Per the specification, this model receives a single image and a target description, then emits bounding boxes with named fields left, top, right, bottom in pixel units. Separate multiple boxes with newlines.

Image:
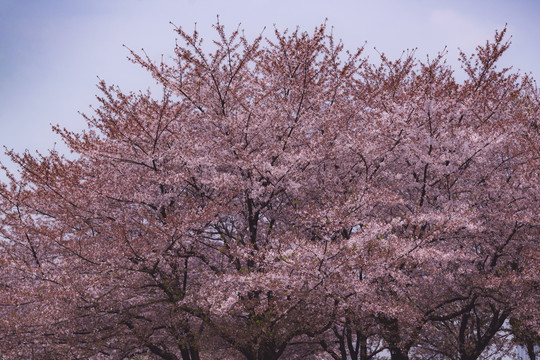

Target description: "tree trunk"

left=359, top=335, right=368, bottom=360
left=179, top=345, right=200, bottom=360
left=389, top=347, right=409, bottom=360
left=526, top=342, right=537, bottom=360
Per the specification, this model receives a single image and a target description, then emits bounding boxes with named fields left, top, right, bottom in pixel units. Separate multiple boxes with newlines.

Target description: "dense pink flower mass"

left=0, top=23, right=539, bottom=360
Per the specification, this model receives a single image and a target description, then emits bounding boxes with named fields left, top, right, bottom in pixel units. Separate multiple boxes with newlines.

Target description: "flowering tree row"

left=0, top=23, right=539, bottom=360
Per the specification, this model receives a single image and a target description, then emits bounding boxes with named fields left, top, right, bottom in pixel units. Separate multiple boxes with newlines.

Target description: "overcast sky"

left=0, top=0, right=539, bottom=171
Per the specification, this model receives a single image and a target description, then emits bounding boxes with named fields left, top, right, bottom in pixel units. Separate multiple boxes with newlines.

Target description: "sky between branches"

left=0, top=0, right=539, bottom=172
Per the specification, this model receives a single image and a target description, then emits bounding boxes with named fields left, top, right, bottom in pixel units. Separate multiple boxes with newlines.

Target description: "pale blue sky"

left=0, top=0, right=539, bottom=170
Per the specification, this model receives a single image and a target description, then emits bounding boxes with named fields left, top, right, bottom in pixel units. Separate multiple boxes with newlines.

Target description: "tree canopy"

left=0, top=23, right=539, bottom=360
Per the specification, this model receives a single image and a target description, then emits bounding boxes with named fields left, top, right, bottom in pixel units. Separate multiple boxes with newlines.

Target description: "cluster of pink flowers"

left=0, top=23, right=538, bottom=360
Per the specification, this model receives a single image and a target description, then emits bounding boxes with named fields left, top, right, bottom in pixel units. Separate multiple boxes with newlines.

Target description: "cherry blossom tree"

left=0, top=23, right=538, bottom=360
